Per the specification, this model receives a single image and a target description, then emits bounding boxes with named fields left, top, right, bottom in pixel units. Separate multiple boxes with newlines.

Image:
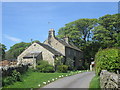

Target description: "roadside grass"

left=3, top=70, right=88, bottom=88
left=3, top=71, right=67, bottom=88
left=89, top=75, right=101, bottom=90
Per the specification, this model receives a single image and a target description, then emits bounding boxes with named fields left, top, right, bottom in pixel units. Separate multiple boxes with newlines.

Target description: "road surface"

left=42, top=71, right=95, bottom=88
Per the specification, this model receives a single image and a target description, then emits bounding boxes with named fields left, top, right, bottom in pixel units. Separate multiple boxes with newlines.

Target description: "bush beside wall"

left=95, top=48, right=119, bottom=75
left=2, top=70, right=22, bottom=86
left=57, top=65, right=68, bottom=73
left=36, top=60, right=55, bottom=73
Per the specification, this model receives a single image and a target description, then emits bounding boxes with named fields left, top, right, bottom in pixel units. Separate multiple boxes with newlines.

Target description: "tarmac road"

left=42, top=71, right=95, bottom=88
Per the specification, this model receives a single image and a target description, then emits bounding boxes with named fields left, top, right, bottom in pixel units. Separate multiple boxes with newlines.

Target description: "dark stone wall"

left=65, top=47, right=83, bottom=69
left=2, top=65, right=28, bottom=77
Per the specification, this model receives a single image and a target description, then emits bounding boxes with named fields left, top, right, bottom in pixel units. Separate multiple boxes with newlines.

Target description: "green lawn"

left=89, top=75, right=101, bottom=89
left=3, top=72, right=67, bottom=88
left=3, top=70, right=87, bottom=88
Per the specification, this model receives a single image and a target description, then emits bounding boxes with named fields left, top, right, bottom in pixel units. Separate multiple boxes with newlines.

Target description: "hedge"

left=95, top=48, right=120, bottom=75
left=36, top=60, right=55, bottom=73
left=57, top=65, right=68, bottom=73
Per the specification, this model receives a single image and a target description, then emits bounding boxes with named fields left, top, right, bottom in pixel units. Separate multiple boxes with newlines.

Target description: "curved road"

left=43, top=71, right=95, bottom=88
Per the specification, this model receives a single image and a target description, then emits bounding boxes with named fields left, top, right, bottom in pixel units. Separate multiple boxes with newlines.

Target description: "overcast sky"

left=2, top=2, right=118, bottom=50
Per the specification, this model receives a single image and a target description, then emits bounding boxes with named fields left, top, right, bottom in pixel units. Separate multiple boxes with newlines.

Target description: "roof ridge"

left=55, top=37, right=82, bottom=51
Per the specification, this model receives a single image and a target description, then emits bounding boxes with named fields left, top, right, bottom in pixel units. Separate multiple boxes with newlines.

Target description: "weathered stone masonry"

left=44, top=29, right=83, bottom=69
left=17, top=29, right=83, bottom=69
left=100, top=70, right=119, bottom=89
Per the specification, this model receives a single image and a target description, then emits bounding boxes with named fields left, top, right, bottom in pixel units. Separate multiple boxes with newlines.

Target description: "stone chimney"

left=64, top=37, right=69, bottom=44
left=48, top=28, right=55, bottom=38
left=48, top=29, right=55, bottom=45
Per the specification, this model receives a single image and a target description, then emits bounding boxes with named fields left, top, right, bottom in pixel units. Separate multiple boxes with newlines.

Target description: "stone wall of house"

left=44, top=37, right=83, bottom=69
left=100, top=70, right=119, bottom=89
left=65, top=47, right=83, bottom=69
left=17, top=43, right=55, bottom=66
left=21, top=58, right=35, bottom=65
left=44, top=37, right=65, bottom=56
left=44, top=29, right=83, bottom=69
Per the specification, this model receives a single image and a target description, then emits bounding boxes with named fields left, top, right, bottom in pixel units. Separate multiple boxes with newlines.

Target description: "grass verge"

left=89, top=75, right=101, bottom=89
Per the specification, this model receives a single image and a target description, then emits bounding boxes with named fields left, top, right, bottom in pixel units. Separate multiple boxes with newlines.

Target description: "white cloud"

left=4, top=34, right=22, bottom=42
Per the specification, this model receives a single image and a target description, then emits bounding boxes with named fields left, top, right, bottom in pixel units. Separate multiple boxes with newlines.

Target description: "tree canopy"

left=5, top=40, right=40, bottom=60
left=0, top=43, right=7, bottom=60
left=92, top=14, right=119, bottom=48
left=57, top=14, right=119, bottom=69
left=57, top=18, right=97, bottom=47
left=5, top=42, right=31, bottom=60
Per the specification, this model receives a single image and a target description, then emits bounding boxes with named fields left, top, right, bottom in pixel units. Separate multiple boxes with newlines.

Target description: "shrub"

left=95, top=48, right=119, bottom=75
left=57, top=65, right=68, bottom=73
left=65, top=58, right=74, bottom=70
left=2, top=70, right=22, bottom=86
left=44, top=66, right=55, bottom=73
left=12, top=70, right=22, bottom=82
left=36, top=60, right=55, bottom=73
left=3, top=76, right=14, bottom=86
left=55, top=56, right=64, bottom=65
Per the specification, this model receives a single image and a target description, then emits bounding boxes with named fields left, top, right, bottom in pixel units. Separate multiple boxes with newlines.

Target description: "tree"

left=5, top=42, right=31, bottom=59
left=57, top=18, right=97, bottom=47
left=57, top=14, right=119, bottom=69
left=92, top=14, right=119, bottom=48
left=0, top=43, right=6, bottom=60
left=5, top=40, right=41, bottom=60
left=32, top=40, right=40, bottom=43
left=57, top=18, right=98, bottom=68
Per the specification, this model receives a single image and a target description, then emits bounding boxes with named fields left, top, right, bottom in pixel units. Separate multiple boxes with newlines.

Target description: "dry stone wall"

left=2, top=64, right=28, bottom=77
left=100, top=70, right=119, bottom=89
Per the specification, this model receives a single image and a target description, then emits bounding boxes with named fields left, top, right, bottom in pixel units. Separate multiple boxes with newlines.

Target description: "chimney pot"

left=48, top=28, right=55, bottom=45
left=49, top=28, right=55, bottom=38
left=64, top=37, right=69, bottom=44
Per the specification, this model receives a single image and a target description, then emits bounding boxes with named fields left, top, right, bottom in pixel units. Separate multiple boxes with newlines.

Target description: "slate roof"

left=23, top=52, right=41, bottom=58
left=36, top=42, right=64, bottom=56
left=55, top=37, right=82, bottom=52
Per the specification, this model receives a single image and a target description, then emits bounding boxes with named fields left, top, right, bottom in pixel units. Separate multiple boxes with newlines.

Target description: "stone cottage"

left=17, top=29, right=83, bottom=69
